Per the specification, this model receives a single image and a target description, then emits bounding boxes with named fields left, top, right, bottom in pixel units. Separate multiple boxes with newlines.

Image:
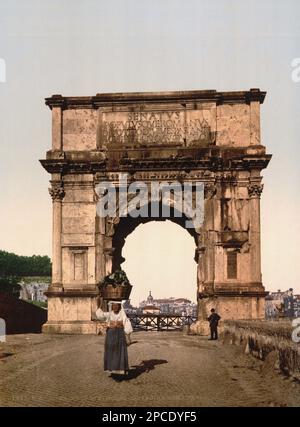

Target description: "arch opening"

left=112, top=203, right=199, bottom=271
left=113, top=218, right=198, bottom=308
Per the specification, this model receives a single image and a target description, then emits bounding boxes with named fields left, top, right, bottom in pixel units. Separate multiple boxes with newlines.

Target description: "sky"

left=0, top=0, right=299, bottom=304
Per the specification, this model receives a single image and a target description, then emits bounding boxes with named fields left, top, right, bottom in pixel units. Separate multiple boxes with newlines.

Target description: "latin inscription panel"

left=100, top=109, right=215, bottom=146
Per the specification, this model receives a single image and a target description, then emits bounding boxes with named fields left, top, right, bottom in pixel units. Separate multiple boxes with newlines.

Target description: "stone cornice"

left=214, top=290, right=269, bottom=297
left=45, top=88, right=266, bottom=110
left=45, top=289, right=99, bottom=297
left=40, top=159, right=106, bottom=174
left=40, top=148, right=272, bottom=174
left=40, top=156, right=272, bottom=174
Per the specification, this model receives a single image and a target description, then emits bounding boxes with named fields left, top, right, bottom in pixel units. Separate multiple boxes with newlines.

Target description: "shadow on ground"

left=110, top=359, right=168, bottom=382
left=0, top=352, right=13, bottom=359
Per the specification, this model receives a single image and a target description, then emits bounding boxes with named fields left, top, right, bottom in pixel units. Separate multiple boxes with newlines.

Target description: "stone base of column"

left=189, top=320, right=210, bottom=336
left=42, top=320, right=106, bottom=335
left=43, top=293, right=101, bottom=334
left=197, top=293, right=267, bottom=322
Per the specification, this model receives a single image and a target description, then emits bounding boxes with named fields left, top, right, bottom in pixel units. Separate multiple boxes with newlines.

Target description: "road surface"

left=0, top=332, right=299, bottom=407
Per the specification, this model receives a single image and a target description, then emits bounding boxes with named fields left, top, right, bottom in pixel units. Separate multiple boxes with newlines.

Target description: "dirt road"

left=0, top=332, right=299, bottom=407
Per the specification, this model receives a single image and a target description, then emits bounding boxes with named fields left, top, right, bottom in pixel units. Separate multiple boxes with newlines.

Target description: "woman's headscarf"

left=107, top=301, right=133, bottom=334
left=107, top=300, right=127, bottom=322
left=108, top=300, right=123, bottom=313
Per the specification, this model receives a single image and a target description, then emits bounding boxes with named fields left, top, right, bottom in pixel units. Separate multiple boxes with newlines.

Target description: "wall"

left=0, top=293, right=47, bottom=334
left=222, top=320, right=300, bottom=381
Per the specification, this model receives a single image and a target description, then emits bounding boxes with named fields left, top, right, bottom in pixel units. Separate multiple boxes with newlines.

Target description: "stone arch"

left=41, top=88, right=271, bottom=334
left=104, top=200, right=203, bottom=320
left=111, top=201, right=200, bottom=272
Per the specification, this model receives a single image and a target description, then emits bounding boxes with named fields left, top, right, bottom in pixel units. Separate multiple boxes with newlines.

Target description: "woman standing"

left=96, top=301, right=133, bottom=375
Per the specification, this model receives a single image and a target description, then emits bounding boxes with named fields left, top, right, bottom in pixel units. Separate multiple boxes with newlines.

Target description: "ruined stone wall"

left=222, top=320, right=300, bottom=381
left=62, top=109, right=98, bottom=151
left=0, top=293, right=47, bottom=334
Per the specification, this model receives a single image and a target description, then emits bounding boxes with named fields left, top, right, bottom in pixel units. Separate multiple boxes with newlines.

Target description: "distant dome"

left=147, top=291, right=154, bottom=304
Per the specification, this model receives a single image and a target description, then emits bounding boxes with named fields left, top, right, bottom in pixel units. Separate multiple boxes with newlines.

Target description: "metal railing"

left=127, top=314, right=197, bottom=332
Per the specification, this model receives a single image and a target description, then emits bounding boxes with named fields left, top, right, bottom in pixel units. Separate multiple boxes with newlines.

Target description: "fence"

left=128, top=314, right=197, bottom=332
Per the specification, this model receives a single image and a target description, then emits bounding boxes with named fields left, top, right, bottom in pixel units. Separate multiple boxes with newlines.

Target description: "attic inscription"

left=101, top=111, right=212, bottom=145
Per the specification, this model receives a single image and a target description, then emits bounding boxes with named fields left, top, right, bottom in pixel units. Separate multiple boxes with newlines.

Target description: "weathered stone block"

left=63, top=109, right=97, bottom=151
left=216, top=104, right=250, bottom=146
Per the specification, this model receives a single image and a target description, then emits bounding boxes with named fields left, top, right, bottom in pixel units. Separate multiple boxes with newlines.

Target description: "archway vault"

left=41, top=88, right=271, bottom=334
left=112, top=203, right=200, bottom=272
left=121, top=220, right=198, bottom=312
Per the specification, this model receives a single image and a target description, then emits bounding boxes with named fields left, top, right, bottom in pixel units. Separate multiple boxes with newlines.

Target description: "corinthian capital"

left=49, top=182, right=65, bottom=201
left=247, top=183, right=263, bottom=198
left=204, top=183, right=217, bottom=199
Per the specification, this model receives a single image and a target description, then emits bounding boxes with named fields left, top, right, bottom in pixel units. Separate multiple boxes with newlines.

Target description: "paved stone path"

left=0, top=332, right=299, bottom=407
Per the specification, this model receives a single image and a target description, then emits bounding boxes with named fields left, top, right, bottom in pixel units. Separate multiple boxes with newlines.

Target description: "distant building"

left=139, top=291, right=197, bottom=316
left=19, top=277, right=50, bottom=303
left=265, top=288, right=299, bottom=319
left=294, top=295, right=300, bottom=318
left=142, top=304, right=160, bottom=314
left=123, top=299, right=137, bottom=314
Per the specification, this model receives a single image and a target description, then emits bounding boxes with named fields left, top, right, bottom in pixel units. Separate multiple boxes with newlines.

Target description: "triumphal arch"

left=41, top=89, right=271, bottom=334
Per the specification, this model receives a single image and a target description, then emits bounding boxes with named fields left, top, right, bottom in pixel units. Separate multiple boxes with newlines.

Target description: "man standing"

left=207, top=308, right=221, bottom=340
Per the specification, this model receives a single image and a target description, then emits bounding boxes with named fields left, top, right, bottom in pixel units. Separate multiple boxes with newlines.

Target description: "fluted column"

left=196, top=182, right=217, bottom=322
left=94, top=179, right=109, bottom=282
left=49, top=181, right=65, bottom=289
left=248, top=182, right=263, bottom=284
left=203, top=182, right=217, bottom=291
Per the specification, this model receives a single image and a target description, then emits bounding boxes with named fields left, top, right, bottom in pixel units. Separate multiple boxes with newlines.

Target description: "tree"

left=0, top=250, right=51, bottom=276
left=0, top=250, right=51, bottom=297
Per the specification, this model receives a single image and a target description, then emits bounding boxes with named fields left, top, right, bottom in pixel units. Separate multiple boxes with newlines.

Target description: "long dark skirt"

left=104, top=327, right=129, bottom=374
